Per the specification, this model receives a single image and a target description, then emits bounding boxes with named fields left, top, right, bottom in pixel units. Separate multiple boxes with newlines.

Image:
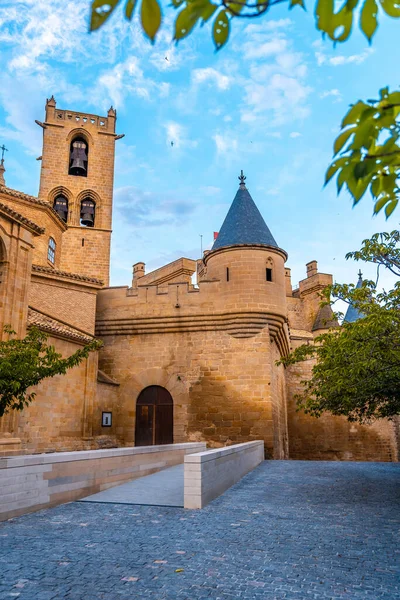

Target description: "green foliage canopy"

left=0, top=326, right=101, bottom=418
left=279, top=231, right=400, bottom=423
left=90, top=0, right=400, bottom=50
left=327, top=89, right=400, bottom=218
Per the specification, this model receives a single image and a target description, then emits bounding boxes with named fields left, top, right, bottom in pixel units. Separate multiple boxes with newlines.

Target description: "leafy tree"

left=326, top=89, right=400, bottom=218
left=89, top=0, right=400, bottom=48
left=279, top=230, right=400, bottom=423
left=0, top=326, right=101, bottom=418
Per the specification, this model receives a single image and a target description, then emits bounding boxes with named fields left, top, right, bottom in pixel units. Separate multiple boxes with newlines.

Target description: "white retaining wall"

left=0, top=442, right=206, bottom=521
left=184, top=440, right=264, bottom=509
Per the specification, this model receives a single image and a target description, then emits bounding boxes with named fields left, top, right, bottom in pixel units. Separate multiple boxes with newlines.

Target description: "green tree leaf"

left=90, top=0, right=121, bottom=31
left=125, top=0, right=137, bottom=19
left=334, top=127, right=356, bottom=155
left=290, top=0, right=306, bottom=8
left=141, top=0, right=162, bottom=41
left=341, top=101, right=370, bottom=127
left=201, top=1, right=218, bottom=22
left=380, top=0, right=400, bottom=17
left=325, top=157, right=348, bottom=185
left=315, top=0, right=334, bottom=36
left=385, top=199, right=398, bottom=217
left=212, top=9, right=230, bottom=50
left=360, top=0, right=378, bottom=42
left=373, top=194, right=391, bottom=213
left=174, top=5, right=200, bottom=40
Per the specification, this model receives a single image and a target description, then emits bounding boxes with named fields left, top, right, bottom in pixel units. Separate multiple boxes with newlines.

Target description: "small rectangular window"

left=226, top=267, right=230, bottom=282
left=47, top=238, right=56, bottom=264
left=266, top=268, right=273, bottom=282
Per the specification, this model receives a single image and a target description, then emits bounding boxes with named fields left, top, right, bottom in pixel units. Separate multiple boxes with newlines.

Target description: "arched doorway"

left=135, top=386, right=173, bottom=446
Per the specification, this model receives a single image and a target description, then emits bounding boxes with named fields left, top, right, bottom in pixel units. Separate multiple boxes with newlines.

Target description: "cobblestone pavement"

left=1, top=461, right=399, bottom=600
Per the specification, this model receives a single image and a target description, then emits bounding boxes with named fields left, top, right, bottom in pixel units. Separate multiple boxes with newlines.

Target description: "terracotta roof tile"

left=32, top=264, right=103, bottom=286
left=27, top=307, right=94, bottom=344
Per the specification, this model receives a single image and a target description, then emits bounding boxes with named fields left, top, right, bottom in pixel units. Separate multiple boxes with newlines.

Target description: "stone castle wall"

left=0, top=189, right=65, bottom=269
left=98, top=328, right=288, bottom=458
left=2, top=336, right=98, bottom=454
left=29, top=273, right=98, bottom=335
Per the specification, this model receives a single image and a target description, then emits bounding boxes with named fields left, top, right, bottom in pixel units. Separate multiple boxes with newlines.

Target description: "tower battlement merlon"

left=44, top=96, right=117, bottom=134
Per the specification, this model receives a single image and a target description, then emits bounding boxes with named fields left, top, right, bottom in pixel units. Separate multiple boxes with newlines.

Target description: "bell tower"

left=37, top=96, right=122, bottom=285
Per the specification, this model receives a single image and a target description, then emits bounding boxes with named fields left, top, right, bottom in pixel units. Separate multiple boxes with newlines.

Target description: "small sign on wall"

left=102, top=412, right=112, bottom=427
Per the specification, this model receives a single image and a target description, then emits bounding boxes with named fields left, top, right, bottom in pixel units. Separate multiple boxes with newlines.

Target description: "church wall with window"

left=0, top=189, right=66, bottom=269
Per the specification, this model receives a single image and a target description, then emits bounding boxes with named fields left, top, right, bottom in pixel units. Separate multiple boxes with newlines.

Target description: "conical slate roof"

left=343, top=271, right=364, bottom=323
left=312, top=304, right=339, bottom=331
left=212, top=173, right=278, bottom=251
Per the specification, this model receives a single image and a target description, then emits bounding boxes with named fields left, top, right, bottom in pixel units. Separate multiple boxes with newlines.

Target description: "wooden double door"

left=135, top=386, right=173, bottom=446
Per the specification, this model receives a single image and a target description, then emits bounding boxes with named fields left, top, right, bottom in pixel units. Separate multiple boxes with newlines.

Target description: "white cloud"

left=320, top=88, right=343, bottom=102
left=192, top=68, right=231, bottom=91
left=164, top=121, right=197, bottom=149
left=95, top=57, right=170, bottom=107
left=239, top=23, right=311, bottom=127
left=243, top=38, right=287, bottom=60
left=244, top=19, right=293, bottom=33
left=313, top=40, right=373, bottom=67
left=290, top=132, right=301, bottom=138
left=201, top=186, right=222, bottom=196
left=213, top=133, right=238, bottom=155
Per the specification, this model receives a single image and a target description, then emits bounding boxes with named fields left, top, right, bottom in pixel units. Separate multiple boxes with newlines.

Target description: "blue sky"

left=0, top=0, right=399, bottom=292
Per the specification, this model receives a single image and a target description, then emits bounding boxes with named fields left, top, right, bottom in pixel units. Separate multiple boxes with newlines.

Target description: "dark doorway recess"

left=135, top=386, right=173, bottom=446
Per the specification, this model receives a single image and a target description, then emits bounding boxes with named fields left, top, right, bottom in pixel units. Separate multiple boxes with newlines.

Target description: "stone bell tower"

left=37, top=96, right=122, bottom=285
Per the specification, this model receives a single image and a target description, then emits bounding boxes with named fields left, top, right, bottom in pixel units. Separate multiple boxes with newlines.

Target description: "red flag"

left=213, top=231, right=219, bottom=240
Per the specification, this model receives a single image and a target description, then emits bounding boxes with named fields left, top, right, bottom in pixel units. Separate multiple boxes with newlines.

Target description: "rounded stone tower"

left=203, top=171, right=288, bottom=352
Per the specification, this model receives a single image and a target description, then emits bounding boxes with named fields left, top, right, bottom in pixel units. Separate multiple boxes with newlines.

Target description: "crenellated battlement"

left=43, top=96, right=116, bottom=134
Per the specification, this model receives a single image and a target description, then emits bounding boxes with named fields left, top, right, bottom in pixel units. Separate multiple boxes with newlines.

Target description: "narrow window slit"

left=266, top=268, right=272, bottom=282
left=226, top=267, right=230, bottom=282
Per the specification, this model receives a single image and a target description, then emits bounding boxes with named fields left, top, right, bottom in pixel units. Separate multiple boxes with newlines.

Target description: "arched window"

left=53, top=195, right=68, bottom=223
left=47, top=238, right=56, bottom=264
left=69, top=137, right=88, bottom=177
left=80, top=199, right=95, bottom=227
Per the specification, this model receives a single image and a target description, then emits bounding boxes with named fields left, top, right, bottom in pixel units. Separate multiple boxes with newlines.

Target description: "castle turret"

left=343, top=270, right=365, bottom=323
left=204, top=171, right=288, bottom=324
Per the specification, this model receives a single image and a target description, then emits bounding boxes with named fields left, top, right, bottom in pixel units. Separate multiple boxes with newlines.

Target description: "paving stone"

left=0, top=461, right=399, bottom=600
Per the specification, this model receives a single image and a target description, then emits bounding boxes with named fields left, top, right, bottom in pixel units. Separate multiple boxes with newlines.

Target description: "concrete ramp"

left=79, top=464, right=184, bottom=507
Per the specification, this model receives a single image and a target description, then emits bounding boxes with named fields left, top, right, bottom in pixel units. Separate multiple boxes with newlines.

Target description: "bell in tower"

left=53, top=195, right=68, bottom=222
left=80, top=199, right=95, bottom=227
left=69, top=138, right=88, bottom=177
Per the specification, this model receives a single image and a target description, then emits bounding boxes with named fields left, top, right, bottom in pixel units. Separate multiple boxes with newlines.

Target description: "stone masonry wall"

left=12, top=336, right=99, bottom=454
left=29, top=275, right=98, bottom=334
left=98, top=326, right=288, bottom=458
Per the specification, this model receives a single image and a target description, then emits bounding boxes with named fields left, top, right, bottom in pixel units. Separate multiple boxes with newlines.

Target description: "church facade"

left=0, top=98, right=398, bottom=461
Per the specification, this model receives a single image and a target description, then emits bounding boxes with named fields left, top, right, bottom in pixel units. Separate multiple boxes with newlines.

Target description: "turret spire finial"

left=358, top=269, right=363, bottom=280
left=0, top=145, right=7, bottom=186
left=238, top=169, right=246, bottom=188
